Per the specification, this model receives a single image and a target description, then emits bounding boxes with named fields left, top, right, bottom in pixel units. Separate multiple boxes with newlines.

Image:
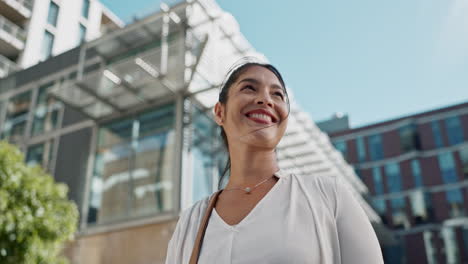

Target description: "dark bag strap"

left=189, top=190, right=223, bottom=264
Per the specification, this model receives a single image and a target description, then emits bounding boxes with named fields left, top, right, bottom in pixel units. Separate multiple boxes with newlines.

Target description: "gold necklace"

left=223, top=174, right=275, bottom=194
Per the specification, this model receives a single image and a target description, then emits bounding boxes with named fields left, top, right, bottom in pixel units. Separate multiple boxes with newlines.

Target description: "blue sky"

left=101, top=0, right=468, bottom=128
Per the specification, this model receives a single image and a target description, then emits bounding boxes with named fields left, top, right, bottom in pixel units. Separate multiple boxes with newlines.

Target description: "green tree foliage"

left=0, top=141, right=78, bottom=264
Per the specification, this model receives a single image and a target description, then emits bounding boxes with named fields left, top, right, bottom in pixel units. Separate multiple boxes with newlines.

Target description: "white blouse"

left=165, top=170, right=384, bottom=264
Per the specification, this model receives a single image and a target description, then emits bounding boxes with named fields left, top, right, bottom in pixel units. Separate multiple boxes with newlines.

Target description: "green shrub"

left=0, top=141, right=78, bottom=264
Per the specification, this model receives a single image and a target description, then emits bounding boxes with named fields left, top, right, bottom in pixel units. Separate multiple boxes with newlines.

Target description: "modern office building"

left=328, top=101, right=468, bottom=263
left=0, top=0, right=123, bottom=78
left=0, top=0, right=389, bottom=263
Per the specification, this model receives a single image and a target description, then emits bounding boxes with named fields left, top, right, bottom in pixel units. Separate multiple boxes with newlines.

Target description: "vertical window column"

left=438, top=152, right=464, bottom=217
left=41, top=31, right=55, bottom=61
left=369, top=134, right=384, bottom=161
left=372, top=167, right=386, bottom=215
left=445, top=116, right=464, bottom=145
left=333, top=140, right=347, bottom=160
left=47, top=1, right=59, bottom=27
left=356, top=136, right=366, bottom=162
left=431, top=121, right=444, bottom=148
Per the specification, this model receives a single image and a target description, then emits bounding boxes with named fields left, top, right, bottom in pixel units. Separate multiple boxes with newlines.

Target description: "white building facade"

left=0, top=0, right=123, bottom=78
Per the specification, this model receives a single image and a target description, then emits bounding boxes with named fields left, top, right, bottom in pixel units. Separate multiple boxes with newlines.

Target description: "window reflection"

left=438, top=152, right=464, bottom=217
left=399, top=124, right=421, bottom=152
left=31, top=82, right=61, bottom=136
left=1, top=91, right=31, bottom=142
left=185, top=102, right=226, bottom=204
left=445, top=116, right=464, bottom=146
left=356, top=136, right=366, bottom=162
left=431, top=121, right=444, bottom=148
left=459, top=147, right=468, bottom=180
left=87, top=104, right=175, bottom=225
left=369, top=134, right=384, bottom=161
left=26, top=141, right=55, bottom=172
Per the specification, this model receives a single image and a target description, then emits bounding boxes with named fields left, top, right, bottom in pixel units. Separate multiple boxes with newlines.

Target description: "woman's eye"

left=274, top=92, right=284, bottom=99
left=243, top=85, right=255, bottom=91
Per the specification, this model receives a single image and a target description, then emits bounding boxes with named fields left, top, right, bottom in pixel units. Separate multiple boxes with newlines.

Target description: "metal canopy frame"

left=49, top=0, right=251, bottom=122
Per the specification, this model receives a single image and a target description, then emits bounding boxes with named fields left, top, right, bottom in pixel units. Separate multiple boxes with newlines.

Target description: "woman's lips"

left=245, top=115, right=272, bottom=124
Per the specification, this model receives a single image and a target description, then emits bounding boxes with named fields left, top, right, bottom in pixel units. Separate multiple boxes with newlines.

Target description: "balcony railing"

left=0, top=54, right=18, bottom=78
left=0, top=15, right=27, bottom=43
left=1, top=0, right=34, bottom=13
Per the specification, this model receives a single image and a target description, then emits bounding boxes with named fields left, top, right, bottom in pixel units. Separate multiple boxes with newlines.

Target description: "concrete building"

left=0, top=0, right=389, bottom=263
left=0, top=0, right=123, bottom=78
left=328, top=101, right=468, bottom=263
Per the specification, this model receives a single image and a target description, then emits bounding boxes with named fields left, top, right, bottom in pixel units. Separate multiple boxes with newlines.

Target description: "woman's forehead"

left=235, top=65, right=282, bottom=86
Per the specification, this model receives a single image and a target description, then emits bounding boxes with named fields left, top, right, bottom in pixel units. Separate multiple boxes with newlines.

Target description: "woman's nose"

left=255, top=94, right=274, bottom=107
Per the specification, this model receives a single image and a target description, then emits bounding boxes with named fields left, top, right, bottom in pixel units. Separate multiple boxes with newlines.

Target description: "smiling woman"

left=165, top=60, right=384, bottom=264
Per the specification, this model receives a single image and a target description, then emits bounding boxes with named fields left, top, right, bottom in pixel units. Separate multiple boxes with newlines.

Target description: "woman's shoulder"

left=287, top=171, right=340, bottom=216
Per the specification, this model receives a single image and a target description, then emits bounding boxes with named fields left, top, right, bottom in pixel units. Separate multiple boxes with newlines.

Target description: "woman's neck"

left=225, top=147, right=279, bottom=188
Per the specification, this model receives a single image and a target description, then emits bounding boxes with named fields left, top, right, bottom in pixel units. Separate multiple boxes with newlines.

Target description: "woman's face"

left=214, top=65, right=289, bottom=150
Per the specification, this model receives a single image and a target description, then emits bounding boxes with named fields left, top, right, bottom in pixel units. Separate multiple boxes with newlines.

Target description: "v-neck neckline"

left=212, top=170, right=286, bottom=230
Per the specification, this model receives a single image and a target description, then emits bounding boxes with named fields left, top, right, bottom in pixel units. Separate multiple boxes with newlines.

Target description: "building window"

left=431, top=121, right=444, bottom=148
left=411, top=159, right=423, bottom=187
left=1, top=91, right=32, bottom=142
left=438, top=152, right=464, bottom=217
left=41, top=31, right=54, bottom=61
left=187, top=103, right=224, bottom=203
left=445, top=116, right=464, bottom=145
left=372, top=167, right=386, bottom=214
left=79, top=23, right=87, bottom=44
left=442, top=227, right=460, bottom=264
left=460, top=147, right=468, bottom=179
left=87, top=104, right=176, bottom=225
left=333, top=140, right=347, bottom=160
left=356, top=136, right=366, bottom=162
left=31, top=82, right=61, bottom=136
left=385, top=163, right=405, bottom=209
left=368, top=134, right=384, bottom=161
left=47, top=1, right=59, bottom=27
left=26, top=141, right=55, bottom=172
left=82, top=0, right=90, bottom=18
left=399, top=124, right=421, bottom=152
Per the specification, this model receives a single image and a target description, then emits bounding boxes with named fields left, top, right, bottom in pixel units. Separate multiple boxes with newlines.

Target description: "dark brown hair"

left=217, top=62, right=290, bottom=189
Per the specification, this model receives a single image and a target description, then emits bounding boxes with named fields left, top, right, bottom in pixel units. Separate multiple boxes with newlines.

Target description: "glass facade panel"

left=442, top=227, right=459, bottom=264
left=460, top=147, right=468, bottom=179
left=82, top=0, right=90, bottom=18
left=411, top=159, right=423, bottom=187
left=356, top=136, right=366, bottom=162
left=88, top=104, right=175, bottom=225
left=26, top=141, right=55, bottom=171
left=369, top=134, right=384, bottom=161
left=399, top=124, right=421, bottom=152
left=1, top=91, right=32, bottom=142
left=333, top=140, right=347, bottom=160
left=31, top=82, right=61, bottom=136
left=41, top=31, right=54, bottom=61
left=373, top=167, right=384, bottom=195
left=47, top=1, right=59, bottom=26
left=445, top=116, right=464, bottom=145
left=431, top=121, right=444, bottom=148
left=438, top=152, right=463, bottom=205
left=190, top=106, right=217, bottom=202
left=372, top=167, right=386, bottom=214
left=79, top=23, right=86, bottom=44
left=385, top=163, right=405, bottom=209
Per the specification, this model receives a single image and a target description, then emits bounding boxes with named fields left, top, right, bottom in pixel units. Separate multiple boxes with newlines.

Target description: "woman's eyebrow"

left=238, top=78, right=283, bottom=90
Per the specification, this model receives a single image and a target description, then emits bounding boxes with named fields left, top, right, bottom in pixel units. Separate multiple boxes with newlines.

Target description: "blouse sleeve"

left=165, top=215, right=183, bottom=264
left=334, top=176, right=385, bottom=264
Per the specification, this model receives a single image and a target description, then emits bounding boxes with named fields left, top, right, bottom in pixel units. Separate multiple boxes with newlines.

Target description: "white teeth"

left=249, top=113, right=272, bottom=122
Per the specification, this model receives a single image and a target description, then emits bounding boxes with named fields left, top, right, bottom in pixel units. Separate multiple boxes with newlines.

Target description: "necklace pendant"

left=244, top=187, right=251, bottom=194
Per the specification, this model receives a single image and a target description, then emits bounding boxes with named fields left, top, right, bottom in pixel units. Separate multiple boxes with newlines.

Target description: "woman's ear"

left=214, top=102, right=224, bottom=126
